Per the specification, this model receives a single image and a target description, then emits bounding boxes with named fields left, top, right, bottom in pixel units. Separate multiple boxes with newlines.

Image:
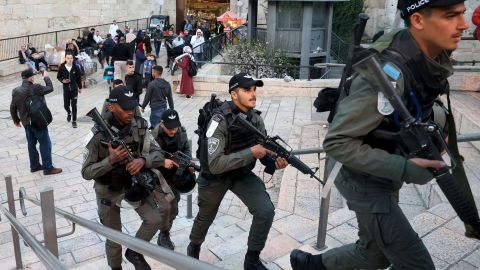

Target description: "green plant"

left=221, top=40, right=294, bottom=78
left=332, top=0, right=364, bottom=42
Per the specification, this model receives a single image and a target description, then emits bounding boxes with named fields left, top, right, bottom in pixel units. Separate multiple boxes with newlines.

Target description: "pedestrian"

left=109, top=20, right=119, bottom=39
left=82, top=86, right=173, bottom=270
left=183, top=29, right=192, bottom=48
left=290, top=1, right=472, bottom=269
left=93, top=30, right=103, bottom=44
left=176, top=46, right=195, bottom=98
left=134, top=40, right=146, bottom=75
left=111, top=36, right=132, bottom=82
left=87, top=28, right=97, bottom=48
left=18, top=44, right=37, bottom=72
left=26, top=43, right=48, bottom=71
left=143, top=53, right=157, bottom=86
left=126, top=29, right=137, bottom=57
left=152, top=109, right=195, bottom=249
left=10, top=69, right=62, bottom=175
left=103, top=34, right=115, bottom=64
left=201, top=23, right=211, bottom=41
left=57, top=53, right=82, bottom=128
left=187, top=73, right=288, bottom=270
left=141, top=65, right=174, bottom=128
left=184, top=19, right=193, bottom=32
left=125, top=60, right=143, bottom=103
left=190, top=29, right=205, bottom=65
left=473, top=4, right=480, bottom=40
left=152, top=24, right=163, bottom=57
left=96, top=42, right=106, bottom=69
left=144, top=35, right=153, bottom=55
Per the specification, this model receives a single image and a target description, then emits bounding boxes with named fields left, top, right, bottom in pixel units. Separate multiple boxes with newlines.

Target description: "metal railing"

left=0, top=18, right=150, bottom=62
left=330, top=32, right=350, bottom=64
left=291, top=131, right=480, bottom=250
left=0, top=175, right=221, bottom=270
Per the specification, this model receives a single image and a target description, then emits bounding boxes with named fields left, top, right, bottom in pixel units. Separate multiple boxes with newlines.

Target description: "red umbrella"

left=217, top=11, right=240, bottom=22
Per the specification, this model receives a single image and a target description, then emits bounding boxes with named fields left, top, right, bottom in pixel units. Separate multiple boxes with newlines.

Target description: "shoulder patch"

left=206, top=114, right=223, bottom=138
left=207, top=137, right=220, bottom=155
left=377, top=92, right=395, bottom=115
left=383, top=63, right=401, bottom=81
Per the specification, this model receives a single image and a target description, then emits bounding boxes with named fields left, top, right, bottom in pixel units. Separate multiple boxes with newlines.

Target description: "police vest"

left=156, top=127, right=186, bottom=181
left=363, top=30, right=450, bottom=153
left=96, top=116, right=148, bottom=189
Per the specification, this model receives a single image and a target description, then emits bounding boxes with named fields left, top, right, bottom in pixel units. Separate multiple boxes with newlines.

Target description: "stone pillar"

left=300, top=2, right=313, bottom=80
left=266, top=1, right=276, bottom=48
left=248, top=0, right=258, bottom=41
left=325, top=3, right=334, bottom=63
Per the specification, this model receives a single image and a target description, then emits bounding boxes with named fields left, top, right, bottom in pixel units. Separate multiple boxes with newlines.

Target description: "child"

left=143, top=53, right=157, bottom=87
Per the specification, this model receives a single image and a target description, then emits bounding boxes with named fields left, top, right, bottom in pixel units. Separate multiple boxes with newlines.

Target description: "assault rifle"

left=353, top=54, right=480, bottom=233
left=86, top=108, right=157, bottom=192
left=234, top=114, right=324, bottom=185
left=159, top=149, right=201, bottom=175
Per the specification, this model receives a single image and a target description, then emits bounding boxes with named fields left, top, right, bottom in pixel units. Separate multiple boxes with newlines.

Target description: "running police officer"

left=290, top=0, right=471, bottom=269
left=188, top=73, right=288, bottom=270
left=82, top=86, right=173, bottom=270
left=151, top=109, right=194, bottom=250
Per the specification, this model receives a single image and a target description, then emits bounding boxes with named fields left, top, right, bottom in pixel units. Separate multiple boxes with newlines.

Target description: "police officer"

left=151, top=109, right=194, bottom=250
left=187, top=73, right=288, bottom=270
left=290, top=0, right=471, bottom=269
left=82, top=86, right=172, bottom=270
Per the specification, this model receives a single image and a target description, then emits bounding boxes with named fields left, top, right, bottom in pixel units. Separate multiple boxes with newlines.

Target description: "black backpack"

left=188, top=57, right=198, bottom=77
left=195, top=94, right=224, bottom=174
left=26, top=90, right=52, bottom=129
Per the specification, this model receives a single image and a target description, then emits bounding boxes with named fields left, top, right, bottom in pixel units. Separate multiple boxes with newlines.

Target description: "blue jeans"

left=154, top=41, right=161, bottom=57
left=149, top=107, right=167, bottom=129
left=24, top=125, right=53, bottom=173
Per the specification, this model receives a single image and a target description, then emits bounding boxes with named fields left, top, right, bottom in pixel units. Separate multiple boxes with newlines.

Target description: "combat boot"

left=244, top=250, right=267, bottom=270
left=290, top=249, right=326, bottom=270
left=465, top=222, right=480, bottom=240
left=157, top=231, right=175, bottom=250
left=125, top=248, right=151, bottom=270
left=187, top=242, right=201, bottom=259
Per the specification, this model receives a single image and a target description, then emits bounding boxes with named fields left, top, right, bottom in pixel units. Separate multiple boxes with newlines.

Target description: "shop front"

left=176, top=0, right=232, bottom=33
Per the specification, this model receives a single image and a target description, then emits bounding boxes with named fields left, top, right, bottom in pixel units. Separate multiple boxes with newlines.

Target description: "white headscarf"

left=183, top=46, right=192, bottom=54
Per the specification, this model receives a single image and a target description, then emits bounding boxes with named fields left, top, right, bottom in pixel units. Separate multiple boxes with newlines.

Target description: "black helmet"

left=171, top=169, right=196, bottom=194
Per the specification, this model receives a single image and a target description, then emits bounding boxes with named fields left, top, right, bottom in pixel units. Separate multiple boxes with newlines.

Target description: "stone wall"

left=192, top=75, right=340, bottom=98
left=0, top=0, right=161, bottom=39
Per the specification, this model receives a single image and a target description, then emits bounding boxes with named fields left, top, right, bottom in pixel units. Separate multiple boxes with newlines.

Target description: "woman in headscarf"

left=175, top=46, right=194, bottom=98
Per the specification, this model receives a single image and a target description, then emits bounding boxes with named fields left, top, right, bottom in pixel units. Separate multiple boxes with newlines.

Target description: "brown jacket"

left=10, top=77, right=53, bottom=126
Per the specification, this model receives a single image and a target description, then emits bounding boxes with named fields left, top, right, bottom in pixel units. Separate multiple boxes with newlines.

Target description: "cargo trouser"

left=189, top=172, right=275, bottom=251
left=310, top=196, right=435, bottom=270
left=94, top=182, right=169, bottom=268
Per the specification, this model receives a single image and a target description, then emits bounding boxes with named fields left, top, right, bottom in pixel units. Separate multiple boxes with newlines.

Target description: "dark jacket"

left=18, top=50, right=27, bottom=64
left=125, top=73, right=143, bottom=101
left=111, top=43, right=132, bottom=63
left=103, top=38, right=115, bottom=57
left=141, top=78, right=173, bottom=110
left=57, top=63, right=82, bottom=91
left=10, top=77, right=54, bottom=126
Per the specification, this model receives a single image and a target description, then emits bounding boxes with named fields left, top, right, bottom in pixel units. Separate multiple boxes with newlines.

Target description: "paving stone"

left=213, top=251, right=245, bottom=270
left=260, top=234, right=302, bottom=262
left=398, top=203, right=427, bottom=220
left=431, top=256, right=450, bottom=270
left=71, top=242, right=105, bottom=263
left=210, top=232, right=249, bottom=260
left=463, top=249, right=480, bottom=267
left=272, top=215, right=318, bottom=242
left=448, top=260, right=478, bottom=270
left=428, top=203, right=457, bottom=220
left=410, top=212, right=446, bottom=237
left=327, top=208, right=356, bottom=227
left=327, top=223, right=359, bottom=245
left=216, top=224, right=246, bottom=241
left=422, top=227, right=479, bottom=264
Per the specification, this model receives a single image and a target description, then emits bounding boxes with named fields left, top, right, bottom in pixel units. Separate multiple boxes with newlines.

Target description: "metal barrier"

left=0, top=18, right=149, bottom=62
left=289, top=131, right=480, bottom=250
left=0, top=176, right=66, bottom=269
left=1, top=175, right=221, bottom=270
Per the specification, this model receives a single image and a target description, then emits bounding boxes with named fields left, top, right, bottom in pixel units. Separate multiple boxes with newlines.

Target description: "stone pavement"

left=0, top=59, right=479, bottom=270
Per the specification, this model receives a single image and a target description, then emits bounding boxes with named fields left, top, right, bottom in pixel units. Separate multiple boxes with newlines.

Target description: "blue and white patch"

left=383, top=63, right=400, bottom=81
left=377, top=92, right=395, bottom=115
left=206, top=115, right=223, bottom=138
left=207, top=137, right=220, bottom=155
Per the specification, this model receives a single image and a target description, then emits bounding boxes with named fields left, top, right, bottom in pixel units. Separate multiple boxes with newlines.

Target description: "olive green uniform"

left=189, top=101, right=275, bottom=252
left=152, top=125, right=192, bottom=230
left=82, top=113, right=169, bottom=268
left=314, top=30, right=457, bottom=270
